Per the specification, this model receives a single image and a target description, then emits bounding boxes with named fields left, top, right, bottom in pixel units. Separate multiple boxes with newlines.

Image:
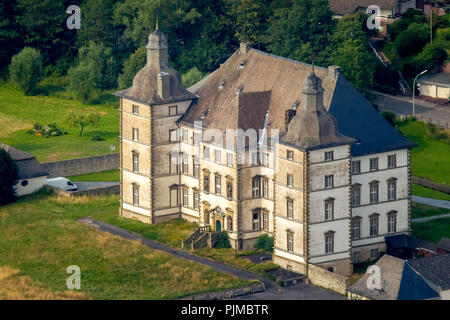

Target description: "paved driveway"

left=73, top=182, right=119, bottom=192
left=79, top=218, right=344, bottom=300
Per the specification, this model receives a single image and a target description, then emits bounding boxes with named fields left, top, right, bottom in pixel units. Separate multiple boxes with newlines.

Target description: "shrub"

left=214, top=232, right=232, bottom=249
left=91, top=135, right=104, bottom=141
left=0, top=150, right=19, bottom=206
left=255, top=234, right=274, bottom=253
left=426, top=123, right=450, bottom=144
left=9, top=47, right=43, bottom=95
left=380, top=111, right=396, bottom=127
left=181, top=67, right=203, bottom=88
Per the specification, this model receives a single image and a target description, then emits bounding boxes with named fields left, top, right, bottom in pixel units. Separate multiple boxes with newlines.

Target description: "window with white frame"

left=132, top=104, right=139, bottom=115
left=132, top=184, right=139, bottom=206
left=215, top=149, right=221, bottom=164
left=132, top=128, right=139, bottom=142
left=226, top=153, right=233, bottom=166
left=370, top=182, right=379, bottom=204
left=182, top=129, right=189, bottom=142
left=351, top=160, right=361, bottom=174
left=262, top=179, right=269, bottom=198
left=183, top=188, right=188, bottom=206
left=182, top=154, right=189, bottom=174
left=325, top=175, right=334, bottom=189
left=215, top=174, right=221, bottom=195
left=203, top=146, right=210, bottom=160
left=388, top=211, right=397, bottom=233
left=387, top=179, right=397, bottom=201
left=353, top=251, right=361, bottom=264
left=287, top=232, right=294, bottom=252
left=193, top=157, right=199, bottom=178
left=324, top=151, right=334, bottom=161
left=193, top=192, right=199, bottom=210
left=252, top=211, right=260, bottom=231
left=324, top=199, right=334, bottom=221
left=387, top=154, right=396, bottom=168
left=287, top=174, right=293, bottom=187
left=352, top=218, right=361, bottom=240
left=370, top=157, right=378, bottom=171
left=325, top=232, right=334, bottom=254
left=252, top=177, right=261, bottom=198
left=287, top=150, right=294, bottom=160
left=132, top=152, right=139, bottom=173
left=287, top=199, right=294, bottom=219
left=352, top=184, right=361, bottom=207
left=263, top=211, right=269, bottom=231
left=170, top=153, right=179, bottom=174
left=370, top=214, right=379, bottom=237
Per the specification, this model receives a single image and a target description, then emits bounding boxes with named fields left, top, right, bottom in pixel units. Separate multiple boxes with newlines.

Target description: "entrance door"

left=216, top=220, right=222, bottom=232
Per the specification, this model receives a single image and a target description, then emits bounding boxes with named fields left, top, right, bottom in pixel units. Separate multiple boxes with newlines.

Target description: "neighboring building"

left=329, top=0, right=417, bottom=35
left=437, top=237, right=450, bottom=254
left=418, top=72, right=450, bottom=100
left=386, top=234, right=440, bottom=259
left=0, top=143, right=48, bottom=196
left=348, top=254, right=446, bottom=300
left=114, top=26, right=416, bottom=277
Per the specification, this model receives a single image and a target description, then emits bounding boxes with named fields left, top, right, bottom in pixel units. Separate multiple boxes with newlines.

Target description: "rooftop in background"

left=408, top=254, right=450, bottom=291
left=329, top=0, right=403, bottom=15
left=0, top=143, right=48, bottom=180
left=418, top=72, right=450, bottom=88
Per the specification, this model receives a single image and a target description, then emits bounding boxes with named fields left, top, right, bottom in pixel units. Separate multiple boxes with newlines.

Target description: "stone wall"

left=50, top=184, right=119, bottom=198
left=308, top=264, right=349, bottom=296
left=42, top=153, right=119, bottom=178
left=412, top=176, right=450, bottom=194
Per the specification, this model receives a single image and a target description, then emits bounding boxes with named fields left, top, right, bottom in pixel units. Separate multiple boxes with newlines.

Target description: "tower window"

left=169, top=105, right=178, bottom=116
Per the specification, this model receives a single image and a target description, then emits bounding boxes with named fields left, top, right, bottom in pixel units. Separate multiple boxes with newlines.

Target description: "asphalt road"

left=79, top=218, right=344, bottom=300
left=412, top=196, right=450, bottom=210
left=374, top=92, right=450, bottom=126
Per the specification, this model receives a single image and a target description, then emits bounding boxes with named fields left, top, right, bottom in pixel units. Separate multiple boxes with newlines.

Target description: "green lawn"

left=412, top=184, right=450, bottom=201
left=0, top=83, right=119, bottom=163
left=412, top=218, right=450, bottom=243
left=68, top=169, right=120, bottom=182
left=397, top=121, right=450, bottom=185
left=0, top=191, right=251, bottom=299
left=411, top=202, right=449, bottom=219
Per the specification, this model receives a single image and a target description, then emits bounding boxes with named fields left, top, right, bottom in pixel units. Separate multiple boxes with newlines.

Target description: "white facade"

left=15, top=176, right=47, bottom=197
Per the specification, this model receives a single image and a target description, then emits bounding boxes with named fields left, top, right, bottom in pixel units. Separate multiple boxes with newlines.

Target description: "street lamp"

left=412, top=70, right=428, bottom=117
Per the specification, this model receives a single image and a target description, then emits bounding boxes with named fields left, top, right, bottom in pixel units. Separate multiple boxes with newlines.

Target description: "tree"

left=118, top=46, right=146, bottom=89
left=266, top=0, right=335, bottom=64
left=9, top=47, right=43, bottom=95
left=414, top=43, right=448, bottom=73
left=228, top=0, right=272, bottom=46
left=65, top=111, right=101, bottom=136
left=255, top=234, right=274, bottom=252
left=0, top=0, right=22, bottom=76
left=394, top=23, right=429, bottom=57
left=0, top=149, right=19, bottom=206
left=326, top=13, right=378, bottom=92
left=67, top=64, right=97, bottom=104
left=181, top=67, right=203, bottom=88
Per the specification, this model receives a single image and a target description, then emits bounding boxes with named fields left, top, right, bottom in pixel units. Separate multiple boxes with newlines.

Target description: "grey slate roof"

left=437, top=238, right=450, bottom=252
left=328, top=76, right=417, bottom=156
left=0, top=143, right=48, bottom=180
left=408, top=254, right=450, bottom=290
left=418, top=72, right=450, bottom=88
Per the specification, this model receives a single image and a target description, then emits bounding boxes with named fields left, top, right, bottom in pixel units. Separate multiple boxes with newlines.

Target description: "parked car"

left=46, top=177, right=78, bottom=191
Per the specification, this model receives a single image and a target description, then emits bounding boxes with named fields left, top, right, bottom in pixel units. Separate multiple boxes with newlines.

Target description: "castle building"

left=114, top=28, right=416, bottom=276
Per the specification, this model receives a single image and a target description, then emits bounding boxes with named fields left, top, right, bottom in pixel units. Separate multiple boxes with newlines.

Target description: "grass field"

left=412, top=218, right=450, bottom=243
left=92, top=209, right=279, bottom=278
left=411, top=184, right=450, bottom=201
left=0, top=191, right=251, bottom=299
left=68, top=170, right=120, bottom=182
left=0, top=83, right=119, bottom=163
left=411, top=203, right=449, bottom=219
left=397, top=121, right=450, bottom=185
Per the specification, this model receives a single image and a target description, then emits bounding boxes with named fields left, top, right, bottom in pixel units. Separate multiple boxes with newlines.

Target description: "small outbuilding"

left=0, top=143, right=48, bottom=196
left=418, top=72, right=450, bottom=100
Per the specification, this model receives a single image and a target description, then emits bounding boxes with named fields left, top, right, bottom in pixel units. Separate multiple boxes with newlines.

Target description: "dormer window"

left=240, top=60, right=247, bottom=69
left=200, top=108, right=210, bottom=120
left=235, top=85, right=244, bottom=95
left=285, top=109, right=296, bottom=131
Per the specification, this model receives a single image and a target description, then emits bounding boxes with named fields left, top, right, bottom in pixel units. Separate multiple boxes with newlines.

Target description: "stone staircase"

left=182, top=226, right=221, bottom=250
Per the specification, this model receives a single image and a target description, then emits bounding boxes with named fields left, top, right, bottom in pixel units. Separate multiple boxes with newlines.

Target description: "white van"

left=46, top=177, right=78, bottom=191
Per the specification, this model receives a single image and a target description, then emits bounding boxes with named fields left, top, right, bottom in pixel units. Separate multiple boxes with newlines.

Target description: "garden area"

left=0, top=82, right=119, bottom=163
left=0, top=190, right=251, bottom=300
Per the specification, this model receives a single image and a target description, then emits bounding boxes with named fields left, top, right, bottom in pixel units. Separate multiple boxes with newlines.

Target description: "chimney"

left=240, top=43, right=251, bottom=55
left=328, top=66, right=341, bottom=80
left=157, top=72, right=171, bottom=100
